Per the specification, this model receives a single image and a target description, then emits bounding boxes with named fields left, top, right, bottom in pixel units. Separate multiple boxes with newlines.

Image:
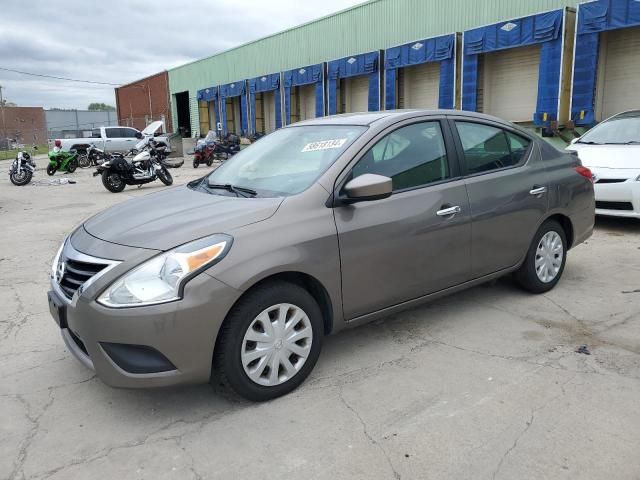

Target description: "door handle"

left=105, top=140, right=111, bottom=142
left=436, top=205, right=462, bottom=217
left=529, top=186, right=547, bottom=196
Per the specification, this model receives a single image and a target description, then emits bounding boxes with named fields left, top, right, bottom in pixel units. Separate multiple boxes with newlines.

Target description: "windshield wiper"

left=207, top=182, right=257, bottom=198
left=576, top=140, right=604, bottom=145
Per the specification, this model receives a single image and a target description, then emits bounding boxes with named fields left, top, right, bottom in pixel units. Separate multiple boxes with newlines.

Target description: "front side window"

left=352, top=121, right=450, bottom=191
left=455, top=122, right=531, bottom=174
left=204, top=125, right=366, bottom=197
left=122, top=128, right=138, bottom=138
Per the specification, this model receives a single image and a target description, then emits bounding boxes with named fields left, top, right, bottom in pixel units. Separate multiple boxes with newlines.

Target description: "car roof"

left=292, top=109, right=520, bottom=129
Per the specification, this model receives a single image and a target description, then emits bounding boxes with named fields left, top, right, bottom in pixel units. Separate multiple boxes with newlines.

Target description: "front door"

left=334, top=120, right=472, bottom=320
left=450, top=119, right=549, bottom=278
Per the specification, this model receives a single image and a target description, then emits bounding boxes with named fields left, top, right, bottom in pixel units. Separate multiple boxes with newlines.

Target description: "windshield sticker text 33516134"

left=301, top=138, right=347, bottom=152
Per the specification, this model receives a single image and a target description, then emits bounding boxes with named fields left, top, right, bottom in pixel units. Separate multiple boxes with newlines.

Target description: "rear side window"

left=455, top=122, right=531, bottom=174
left=91, top=129, right=101, bottom=138
left=352, top=121, right=450, bottom=191
left=105, top=128, right=122, bottom=138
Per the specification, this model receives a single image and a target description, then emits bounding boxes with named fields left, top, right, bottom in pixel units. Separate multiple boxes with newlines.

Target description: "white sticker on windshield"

left=301, top=138, right=347, bottom=152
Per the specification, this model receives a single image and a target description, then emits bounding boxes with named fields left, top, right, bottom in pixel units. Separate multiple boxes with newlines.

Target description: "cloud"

left=0, top=0, right=364, bottom=109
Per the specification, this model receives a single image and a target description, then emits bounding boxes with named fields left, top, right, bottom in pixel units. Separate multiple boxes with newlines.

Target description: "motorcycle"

left=191, top=131, right=217, bottom=168
left=9, top=145, right=37, bottom=186
left=47, top=140, right=78, bottom=175
left=78, top=143, right=107, bottom=168
left=93, top=138, right=173, bottom=193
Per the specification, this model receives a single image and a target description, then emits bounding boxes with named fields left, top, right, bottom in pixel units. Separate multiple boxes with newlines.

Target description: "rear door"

left=335, top=118, right=472, bottom=319
left=103, top=128, right=122, bottom=152
left=450, top=117, right=549, bottom=278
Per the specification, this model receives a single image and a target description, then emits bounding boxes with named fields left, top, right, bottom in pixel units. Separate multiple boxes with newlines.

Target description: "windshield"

left=579, top=113, right=640, bottom=145
left=204, top=125, right=366, bottom=197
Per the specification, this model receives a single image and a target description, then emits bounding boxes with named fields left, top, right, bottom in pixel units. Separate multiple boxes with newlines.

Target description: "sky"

left=0, top=0, right=365, bottom=110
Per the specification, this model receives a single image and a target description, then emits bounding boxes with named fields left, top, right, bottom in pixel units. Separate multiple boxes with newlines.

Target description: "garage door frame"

left=218, top=81, right=249, bottom=135
left=571, top=0, right=640, bottom=125
left=384, top=33, right=456, bottom=110
left=462, top=8, right=567, bottom=126
left=196, top=86, right=219, bottom=136
left=248, top=73, right=282, bottom=135
left=283, top=63, right=325, bottom=125
left=327, top=51, right=381, bottom=115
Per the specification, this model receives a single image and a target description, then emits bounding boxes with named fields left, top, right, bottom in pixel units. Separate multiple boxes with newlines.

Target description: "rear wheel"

left=77, top=154, right=91, bottom=168
left=213, top=282, right=323, bottom=401
left=10, top=170, right=33, bottom=186
left=67, top=159, right=78, bottom=173
left=101, top=170, right=126, bottom=193
left=46, top=164, right=57, bottom=176
left=157, top=167, right=173, bottom=186
left=192, top=159, right=199, bottom=168
left=514, top=220, right=567, bottom=293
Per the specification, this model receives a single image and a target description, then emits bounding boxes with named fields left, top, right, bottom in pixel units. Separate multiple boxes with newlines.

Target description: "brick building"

left=0, top=106, right=47, bottom=146
left=115, top=71, right=172, bottom=132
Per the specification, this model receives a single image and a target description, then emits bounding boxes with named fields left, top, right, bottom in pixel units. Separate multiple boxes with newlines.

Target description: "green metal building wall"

left=169, top=0, right=581, bottom=134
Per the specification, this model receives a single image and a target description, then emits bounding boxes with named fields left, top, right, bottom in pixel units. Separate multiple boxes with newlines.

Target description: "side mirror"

left=33, top=145, right=38, bottom=151
left=135, top=132, right=143, bottom=139
left=340, top=174, right=392, bottom=204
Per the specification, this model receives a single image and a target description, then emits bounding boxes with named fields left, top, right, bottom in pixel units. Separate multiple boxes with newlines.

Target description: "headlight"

left=97, top=234, right=232, bottom=308
left=51, top=238, right=66, bottom=281
left=636, top=175, right=640, bottom=182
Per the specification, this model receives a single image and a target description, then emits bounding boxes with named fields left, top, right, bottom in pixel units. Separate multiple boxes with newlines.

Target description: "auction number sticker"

left=301, top=138, right=347, bottom=152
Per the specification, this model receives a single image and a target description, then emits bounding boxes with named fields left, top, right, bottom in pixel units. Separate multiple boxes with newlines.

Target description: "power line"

left=0, top=67, right=121, bottom=86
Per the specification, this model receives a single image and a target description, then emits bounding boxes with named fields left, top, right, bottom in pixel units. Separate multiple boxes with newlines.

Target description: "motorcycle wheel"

left=102, top=170, right=126, bottom=193
left=206, top=157, right=213, bottom=167
left=193, top=159, right=199, bottom=168
left=10, top=170, right=33, bottom=186
left=157, top=167, right=173, bottom=186
left=46, top=164, right=57, bottom=176
left=67, top=159, right=78, bottom=173
left=77, top=154, right=91, bottom=168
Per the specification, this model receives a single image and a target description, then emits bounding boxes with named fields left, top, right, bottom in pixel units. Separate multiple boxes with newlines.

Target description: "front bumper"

left=49, top=230, right=241, bottom=388
left=593, top=173, right=640, bottom=219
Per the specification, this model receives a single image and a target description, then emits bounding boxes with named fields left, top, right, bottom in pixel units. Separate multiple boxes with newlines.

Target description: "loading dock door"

left=403, top=62, right=440, bottom=109
left=482, top=45, right=540, bottom=122
left=226, top=98, right=243, bottom=135
left=263, top=91, right=277, bottom=133
left=596, top=27, right=640, bottom=120
left=299, top=84, right=316, bottom=120
left=343, top=75, right=370, bottom=113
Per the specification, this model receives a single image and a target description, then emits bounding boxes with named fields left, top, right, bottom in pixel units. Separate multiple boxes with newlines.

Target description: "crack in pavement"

left=337, top=386, right=401, bottom=480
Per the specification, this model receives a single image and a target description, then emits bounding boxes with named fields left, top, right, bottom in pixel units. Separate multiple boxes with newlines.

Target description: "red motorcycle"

left=191, top=132, right=216, bottom=168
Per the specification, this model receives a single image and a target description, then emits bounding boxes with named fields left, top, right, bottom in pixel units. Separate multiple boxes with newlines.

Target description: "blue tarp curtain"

left=283, top=64, right=324, bottom=125
left=384, top=34, right=456, bottom=110
left=572, top=0, right=640, bottom=125
left=196, top=87, right=219, bottom=133
left=219, top=81, right=248, bottom=135
left=462, top=9, right=564, bottom=126
left=327, top=51, right=380, bottom=114
left=248, top=74, right=282, bottom=134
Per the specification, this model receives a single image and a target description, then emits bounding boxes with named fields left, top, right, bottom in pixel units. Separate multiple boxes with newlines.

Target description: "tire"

left=213, top=282, right=324, bottom=402
left=514, top=220, right=567, bottom=294
left=10, top=170, right=33, bottom=186
left=78, top=154, right=91, bottom=168
left=206, top=158, right=213, bottom=167
left=157, top=167, right=173, bottom=186
left=101, top=170, right=126, bottom=193
left=66, top=159, right=78, bottom=173
left=193, top=159, right=199, bottom=168
left=46, top=164, right=57, bottom=176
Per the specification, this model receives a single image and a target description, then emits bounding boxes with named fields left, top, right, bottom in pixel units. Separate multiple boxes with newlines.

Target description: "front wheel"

left=192, top=159, right=199, bottom=168
left=157, top=167, right=173, bottom=186
left=46, top=164, right=57, bottom=176
left=213, top=282, right=323, bottom=401
left=10, top=169, right=33, bottom=186
left=514, top=220, right=567, bottom=294
left=77, top=154, right=91, bottom=168
left=101, top=170, right=126, bottom=193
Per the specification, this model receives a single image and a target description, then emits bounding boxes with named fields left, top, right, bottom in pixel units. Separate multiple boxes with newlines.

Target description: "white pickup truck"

left=56, top=121, right=169, bottom=154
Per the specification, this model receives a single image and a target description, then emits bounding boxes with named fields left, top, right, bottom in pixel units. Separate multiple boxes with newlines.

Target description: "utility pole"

left=0, top=85, right=5, bottom=141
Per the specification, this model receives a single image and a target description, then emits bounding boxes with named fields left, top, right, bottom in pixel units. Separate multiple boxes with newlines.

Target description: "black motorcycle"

left=78, top=144, right=107, bottom=168
left=93, top=139, right=173, bottom=193
left=9, top=146, right=37, bottom=186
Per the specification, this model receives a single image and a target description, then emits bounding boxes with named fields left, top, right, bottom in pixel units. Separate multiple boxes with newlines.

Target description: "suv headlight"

left=97, top=234, right=232, bottom=308
left=636, top=174, right=640, bottom=182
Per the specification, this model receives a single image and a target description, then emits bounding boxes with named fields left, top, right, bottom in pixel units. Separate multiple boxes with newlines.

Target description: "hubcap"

left=535, top=231, right=563, bottom=283
left=241, top=303, right=313, bottom=387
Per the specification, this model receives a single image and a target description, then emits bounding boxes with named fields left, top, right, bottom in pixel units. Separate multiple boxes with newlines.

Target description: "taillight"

left=575, top=166, right=594, bottom=183
left=54, top=139, right=62, bottom=147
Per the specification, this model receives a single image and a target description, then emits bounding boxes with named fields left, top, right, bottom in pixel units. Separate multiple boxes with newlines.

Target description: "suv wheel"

left=515, top=219, right=567, bottom=293
left=213, top=282, right=323, bottom=401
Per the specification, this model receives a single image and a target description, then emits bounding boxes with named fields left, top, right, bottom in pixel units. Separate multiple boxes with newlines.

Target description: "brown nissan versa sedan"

left=48, top=111, right=595, bottom=401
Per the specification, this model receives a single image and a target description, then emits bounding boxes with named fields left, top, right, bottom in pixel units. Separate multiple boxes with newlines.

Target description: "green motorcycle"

left=47, top=140, right=78, bottom=176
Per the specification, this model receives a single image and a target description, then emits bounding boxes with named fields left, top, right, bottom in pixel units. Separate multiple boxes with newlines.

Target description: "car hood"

left=567, top=144, right=640, bottom=169
left=84, top=186, right=283, bottom=250
left=141, top=120, right=164, bottom=136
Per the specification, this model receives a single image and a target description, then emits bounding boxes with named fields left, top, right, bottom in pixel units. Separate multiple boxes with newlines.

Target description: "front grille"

left=58, top=256, right=108, bottom=299
left=595, top=201, right=634, bottom=211
left=596, top=178, right=626, bottom=184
